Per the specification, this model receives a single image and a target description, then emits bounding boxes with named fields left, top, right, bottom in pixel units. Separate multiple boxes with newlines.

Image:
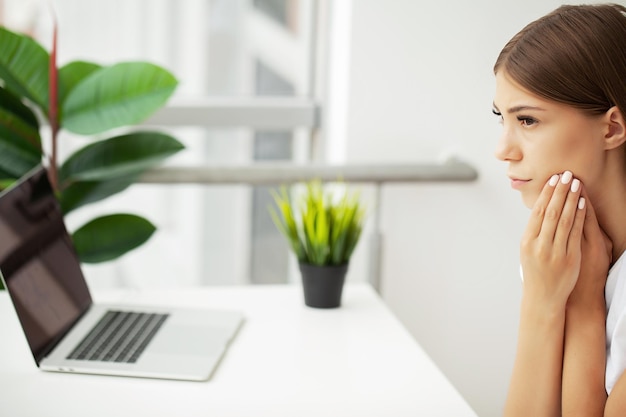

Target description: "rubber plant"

left=0, top=25, right=184, bottom=290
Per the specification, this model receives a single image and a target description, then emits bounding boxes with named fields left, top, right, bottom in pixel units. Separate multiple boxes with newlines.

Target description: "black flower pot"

left=299, top=262, right=348, bottom=309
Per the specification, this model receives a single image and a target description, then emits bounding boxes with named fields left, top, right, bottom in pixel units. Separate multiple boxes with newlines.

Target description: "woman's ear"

left=604, top=106, right=626, bottom=150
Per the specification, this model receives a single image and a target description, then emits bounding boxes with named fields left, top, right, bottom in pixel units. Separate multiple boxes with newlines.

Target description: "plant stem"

left=48, top=8, right=59, bottom=191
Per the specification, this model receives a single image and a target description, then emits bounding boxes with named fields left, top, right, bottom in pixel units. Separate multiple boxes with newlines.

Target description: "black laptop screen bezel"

left=0, top=165, right=93, bottom=365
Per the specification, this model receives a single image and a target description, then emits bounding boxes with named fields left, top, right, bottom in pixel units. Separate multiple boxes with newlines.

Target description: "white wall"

left=343, top=1, right=616, bottom=416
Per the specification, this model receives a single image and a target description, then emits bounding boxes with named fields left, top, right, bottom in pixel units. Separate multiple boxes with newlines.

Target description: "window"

left=1, top=0, right=321, bottom=288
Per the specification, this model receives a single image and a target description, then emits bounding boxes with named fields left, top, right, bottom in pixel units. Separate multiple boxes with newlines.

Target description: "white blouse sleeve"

left=605, top=253, right=626, bottom=394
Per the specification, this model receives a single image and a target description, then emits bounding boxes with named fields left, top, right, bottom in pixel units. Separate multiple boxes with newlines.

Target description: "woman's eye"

left=518, top=116, right=537, bottom=126
left=492, top=109, right=503, bottom=123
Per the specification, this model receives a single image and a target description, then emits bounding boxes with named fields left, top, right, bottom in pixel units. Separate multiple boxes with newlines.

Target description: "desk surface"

left=0, top=284, right=477, bottom=417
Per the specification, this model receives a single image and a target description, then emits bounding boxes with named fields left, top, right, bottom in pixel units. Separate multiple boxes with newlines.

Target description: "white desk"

left=0, top=284, right=477, bottom=417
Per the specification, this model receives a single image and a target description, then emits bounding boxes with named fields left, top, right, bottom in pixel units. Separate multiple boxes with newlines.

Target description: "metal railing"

left=145, top=97, right=320, bottom=129
left=139, top=159, right=478, bottom=185
left=141, top=99, right=479, bottom=291
left=139, top=159, right=478, bottom=292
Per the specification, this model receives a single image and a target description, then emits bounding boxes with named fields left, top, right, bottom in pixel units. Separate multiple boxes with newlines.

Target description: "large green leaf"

left=61, top=62, right=177, bottom=135
left=59, top=176, right=138, bottom=214
left=0, top=165, right=13, bottom=179
left=0, top=86, right=40, bottom=129
left=0, top=178, right=15, bottom=191
left=0, top=127, right=42, bottom=177
left=59, top=131, right=184, bottom=183
left=58, top=61, right=102, bottom=109
left=0, top=27, right=49, bottom=114
left=72, top=214, right=156, bottom=263
left=0, top=88, right=42, bottom=177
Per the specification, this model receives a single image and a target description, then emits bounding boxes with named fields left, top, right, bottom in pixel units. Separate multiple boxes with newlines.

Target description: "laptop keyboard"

left=67, top=310, right=169, bottom=363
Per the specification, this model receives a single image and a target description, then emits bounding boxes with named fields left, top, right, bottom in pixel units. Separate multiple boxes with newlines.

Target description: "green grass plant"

left=269, top=180, right=365, bottom=266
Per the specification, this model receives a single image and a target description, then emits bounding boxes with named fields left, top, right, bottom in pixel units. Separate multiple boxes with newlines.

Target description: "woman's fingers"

left=566, top=192, right=586, bottom=254
left=580, top=188, right=601, bottom=240
left=568, top=185, right=611, bottom=306
left=553, top=176, right=584, bottom=251
left=524, top=174, right=560, bottom=240
left=523, top=171, right=586, bottom=254
left=580, top=187, right=612, bottom=260
left=520, top=171, right=586, bottom=306
left=540, top=171, right=574, bottom=243
left=528, top=171, right=575, bottom=244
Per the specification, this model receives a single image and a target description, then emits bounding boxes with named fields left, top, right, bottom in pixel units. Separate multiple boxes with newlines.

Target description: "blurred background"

left=1, top=1, right=612, bottom=415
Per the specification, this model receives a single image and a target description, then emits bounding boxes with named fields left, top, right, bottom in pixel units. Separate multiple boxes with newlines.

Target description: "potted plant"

left=269, top=180, right=365, bottom=308
left=0, top=25, right=184, bottom=290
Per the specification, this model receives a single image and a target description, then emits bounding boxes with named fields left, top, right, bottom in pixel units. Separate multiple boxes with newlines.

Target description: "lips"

left=509, top=177, right=530, bottom=189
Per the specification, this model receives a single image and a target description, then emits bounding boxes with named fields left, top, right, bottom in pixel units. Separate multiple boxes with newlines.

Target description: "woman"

left=493, top=4, right=626, bottom=416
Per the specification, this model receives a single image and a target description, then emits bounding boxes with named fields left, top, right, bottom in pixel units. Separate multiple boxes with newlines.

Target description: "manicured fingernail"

left=561, top=171, right=573, bottom=184
left=571, top=179, right=580, bottom=192
left=549, top=174, right=559, bottom=186
left=548, top=174, right=559, bottom=187
left=578, top=197, right=586, bottom=209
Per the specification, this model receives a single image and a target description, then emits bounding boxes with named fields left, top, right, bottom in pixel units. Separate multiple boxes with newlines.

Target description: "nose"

left=494, top=127, right=522, bottom=162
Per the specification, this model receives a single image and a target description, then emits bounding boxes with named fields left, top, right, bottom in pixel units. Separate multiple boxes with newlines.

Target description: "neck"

left=590, top=153, right=626, bottom=262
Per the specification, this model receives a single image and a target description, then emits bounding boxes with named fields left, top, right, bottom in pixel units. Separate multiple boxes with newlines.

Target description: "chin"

left=520, top=193, right=536, bottom=209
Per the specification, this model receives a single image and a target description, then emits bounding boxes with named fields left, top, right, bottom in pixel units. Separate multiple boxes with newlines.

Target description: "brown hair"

left=494, top=3, right=626, bottom=116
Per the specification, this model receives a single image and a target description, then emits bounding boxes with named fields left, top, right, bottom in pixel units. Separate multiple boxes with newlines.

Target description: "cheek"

left=535, top=133, right=599, bottom=184
left=561, top=149, right=602, bottom=188
left=556, top=124, right=604, bottom=177
left=521, top=179, right=548, bottom=209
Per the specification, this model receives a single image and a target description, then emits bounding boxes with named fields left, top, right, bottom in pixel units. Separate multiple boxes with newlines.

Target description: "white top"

left=606, top=251, right=626, bottom=394
left=0, top=283, right=478, bottom=417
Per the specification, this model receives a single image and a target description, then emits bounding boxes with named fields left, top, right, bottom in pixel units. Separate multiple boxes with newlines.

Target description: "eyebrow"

left=492, top=103, right=547, bottom=113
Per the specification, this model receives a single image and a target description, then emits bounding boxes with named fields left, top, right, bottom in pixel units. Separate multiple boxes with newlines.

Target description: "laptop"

left=0, top=165, right=244, bottom=381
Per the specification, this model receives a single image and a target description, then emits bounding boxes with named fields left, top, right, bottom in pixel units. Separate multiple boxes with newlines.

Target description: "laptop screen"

left=0, top=166, right=92, bottom=364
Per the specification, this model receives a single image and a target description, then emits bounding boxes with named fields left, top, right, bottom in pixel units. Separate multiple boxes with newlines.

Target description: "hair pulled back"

left=494, top=3, right=626, bottom=116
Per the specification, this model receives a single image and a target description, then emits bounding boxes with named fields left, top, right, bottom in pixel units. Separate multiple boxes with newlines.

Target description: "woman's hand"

left=504, top=172, right=586, bottom=417
left=520, top=171, right=586, bottom=310
left=567, top=186, right=612, bottom=308
left=561, top=186, right=610, bottom=417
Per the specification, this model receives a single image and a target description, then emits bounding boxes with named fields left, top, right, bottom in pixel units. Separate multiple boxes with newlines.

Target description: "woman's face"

left=493, top=71, right=607, bottom=208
